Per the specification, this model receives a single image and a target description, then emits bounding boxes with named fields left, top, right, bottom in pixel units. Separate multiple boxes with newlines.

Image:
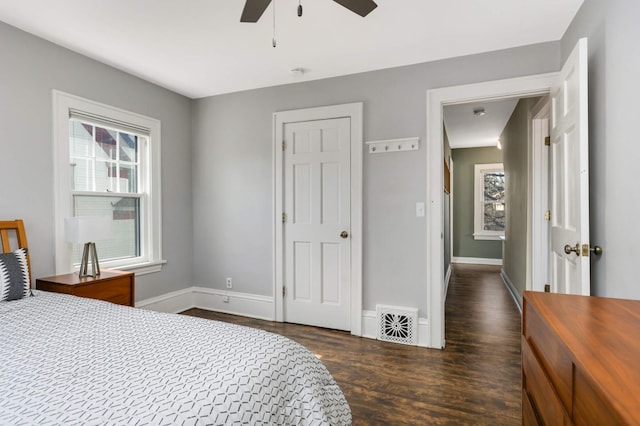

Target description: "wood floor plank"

left=181, top=263, right=521, bottom=424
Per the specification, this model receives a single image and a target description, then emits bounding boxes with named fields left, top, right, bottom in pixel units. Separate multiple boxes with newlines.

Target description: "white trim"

left=273, top=102, right=363, bottom=336
left=193, top=288, right=274, bottom=321
left=500, top=270, right=523, bottom=314
left=52, top=90, right=163, bottom=275
left=361, top=310, right=377, bottom=340
left=137, top=287, right=275, bottom=320
left=529, top=97, right=550, bottom=292
left=136, top=287, right=194, bottom=313
left=426, top=72, right=557, bottom=349
left=452, top=257, right=503, bottom=266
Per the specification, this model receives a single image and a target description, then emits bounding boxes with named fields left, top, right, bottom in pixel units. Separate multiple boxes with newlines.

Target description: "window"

left=473, top=163, right=505, bottom=240
left=54, top=91, right=163, bottom=275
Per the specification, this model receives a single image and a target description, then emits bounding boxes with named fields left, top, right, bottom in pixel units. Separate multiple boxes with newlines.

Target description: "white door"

left=283, top=118, right=351, bottom=330
left=549, top=38, right=590, bottom=296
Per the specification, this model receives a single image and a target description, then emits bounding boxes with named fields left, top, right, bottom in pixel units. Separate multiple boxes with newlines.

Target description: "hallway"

left=444, top=263, right=522, bottom=423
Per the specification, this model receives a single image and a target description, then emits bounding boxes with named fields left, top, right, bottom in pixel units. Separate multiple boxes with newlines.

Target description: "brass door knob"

left=564, top=243, right=580, bottom=256
left=340, top=231, right=349, bottom=239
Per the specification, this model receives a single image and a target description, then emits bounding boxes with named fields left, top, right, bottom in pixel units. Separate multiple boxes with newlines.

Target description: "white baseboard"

left=452, top=256, right=503, bottom=266
left=361, top=310, right=432, bottom=348
left=136, top=287, right=274, bottom=320
left=136, top=287, right=194, bottom=313
left=192, top=287, right=274, bottom=321
left=500, top=270, right=523, bottom=314
left=138, top=289, right=437, bottom=348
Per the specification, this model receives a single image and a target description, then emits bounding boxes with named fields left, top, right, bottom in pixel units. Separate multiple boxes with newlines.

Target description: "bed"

left=0, top=221, right=351, bottom=425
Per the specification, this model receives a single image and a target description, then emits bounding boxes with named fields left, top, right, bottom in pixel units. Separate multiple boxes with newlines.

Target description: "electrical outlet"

left=226, top=277, right=232, bottom=289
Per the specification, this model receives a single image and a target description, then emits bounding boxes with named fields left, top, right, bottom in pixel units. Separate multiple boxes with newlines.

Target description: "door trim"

left=273, top=102, right=363, bottom=335
left=426, top=73, right=558, bottom=349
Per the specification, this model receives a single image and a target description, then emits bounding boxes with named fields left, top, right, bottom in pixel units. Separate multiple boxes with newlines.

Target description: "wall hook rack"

left=366, top=137, right=419, bottom=154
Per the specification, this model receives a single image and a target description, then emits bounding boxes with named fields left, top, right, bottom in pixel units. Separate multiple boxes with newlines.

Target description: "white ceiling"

left=444, top=99, right=519, bottom=149
left=0, top=0, right=583, bottom=99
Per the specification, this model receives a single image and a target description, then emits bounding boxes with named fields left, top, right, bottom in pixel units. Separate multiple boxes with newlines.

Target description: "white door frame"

left=273, top=102, right=363, bottom=335
left=426, top=73, right=558, bottom=349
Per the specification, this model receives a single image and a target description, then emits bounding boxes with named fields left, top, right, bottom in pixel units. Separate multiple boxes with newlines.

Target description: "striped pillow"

left=0, top=248, right=31, bottom=302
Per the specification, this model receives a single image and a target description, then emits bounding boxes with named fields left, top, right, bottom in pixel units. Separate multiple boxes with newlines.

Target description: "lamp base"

left=79, top=242, right=101, bottom=278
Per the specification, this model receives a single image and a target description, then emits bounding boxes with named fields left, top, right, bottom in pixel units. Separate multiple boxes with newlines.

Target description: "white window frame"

left=473, top=163, right=505, bottom=241
left=53, top=90, right=164, bottom=275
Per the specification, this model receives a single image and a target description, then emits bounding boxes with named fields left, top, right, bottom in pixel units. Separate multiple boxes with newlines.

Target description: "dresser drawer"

left=73, top=276, right=132, bottom=305
left=522, top=336, right=571, bottom=426
left=524, top=303, right=573, bottom=412
left=573, top=368, right=625, bottom=426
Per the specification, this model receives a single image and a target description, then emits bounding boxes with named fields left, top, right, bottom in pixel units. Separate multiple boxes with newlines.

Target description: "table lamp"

left=65, top=216, right=113, bottom=278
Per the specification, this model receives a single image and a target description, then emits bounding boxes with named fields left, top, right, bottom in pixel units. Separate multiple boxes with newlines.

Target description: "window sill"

left=473, top=234, right=504, bottom=241
left=71, top=260, right=167, bottom=276
left=113, top=260, right=167, bottom=276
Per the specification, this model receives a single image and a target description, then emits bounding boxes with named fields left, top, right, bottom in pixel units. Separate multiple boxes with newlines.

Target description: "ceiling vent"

left=376, top=305, right=418, bottom=346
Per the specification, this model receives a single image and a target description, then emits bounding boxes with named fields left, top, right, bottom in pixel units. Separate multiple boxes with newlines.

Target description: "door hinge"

left=544, top=284, right=550, bottom=293
left=544, top=136, right=551, bottom=146
left=282, top=212, right=286, bottom=223
left=544, top=210, right=551, bottom=221
left=282, top=286, right=286, bottom=297
left=282, top=140, right=286, bottom=151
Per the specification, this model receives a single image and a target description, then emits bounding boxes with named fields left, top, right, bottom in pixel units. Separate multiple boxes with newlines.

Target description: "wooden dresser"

left=522, top=291, right=640, bottom=425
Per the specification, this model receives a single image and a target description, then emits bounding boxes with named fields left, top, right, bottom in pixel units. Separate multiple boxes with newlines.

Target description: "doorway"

left=426, top=73, right=558, bottom=349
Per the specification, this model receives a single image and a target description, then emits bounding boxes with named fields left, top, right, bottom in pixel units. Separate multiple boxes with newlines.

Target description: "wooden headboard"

left=0, top=219, right=31, bottom=284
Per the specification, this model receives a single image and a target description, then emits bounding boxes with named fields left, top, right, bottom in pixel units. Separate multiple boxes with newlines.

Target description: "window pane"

left=69, top=121, right=93, bottom=157
left=483, top=172, right=505, bottom=202
left=119, top=164, right=138, bottom=193
left=95, top=127, right=117, bottom=160
left=95, top=161, right=118, bottom=192
left=484, top=202, right=505, bottom=231
left=119, top=133, right=138, bottom=163
left=72, top=195, right=140, bottom=263
left=70, top=158, right=93, bottom=191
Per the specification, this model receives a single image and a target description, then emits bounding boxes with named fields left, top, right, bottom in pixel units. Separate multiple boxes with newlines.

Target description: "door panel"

left=284, top=117, right=351, bottom=330
left=549, top=37, right=590, bottom=296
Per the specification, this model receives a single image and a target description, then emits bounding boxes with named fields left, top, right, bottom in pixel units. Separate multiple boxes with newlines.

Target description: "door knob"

left=564, top=243, right=580, bottom=256
left=340, top=231, right=349, bottom=239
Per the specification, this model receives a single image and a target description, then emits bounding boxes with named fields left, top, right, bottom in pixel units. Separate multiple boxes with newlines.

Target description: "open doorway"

left=425, top=73, right=557, bottom=349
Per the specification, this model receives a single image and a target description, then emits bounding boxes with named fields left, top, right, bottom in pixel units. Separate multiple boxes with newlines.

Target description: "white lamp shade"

left=65, top=216, right=113, bottom=244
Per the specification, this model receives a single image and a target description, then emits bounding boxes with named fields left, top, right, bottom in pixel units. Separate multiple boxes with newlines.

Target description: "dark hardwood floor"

left=181, top=264, right=522, bottom=425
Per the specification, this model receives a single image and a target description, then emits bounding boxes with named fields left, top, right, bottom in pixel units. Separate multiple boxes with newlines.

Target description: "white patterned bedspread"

left=0, top=291, right=351, bottom=425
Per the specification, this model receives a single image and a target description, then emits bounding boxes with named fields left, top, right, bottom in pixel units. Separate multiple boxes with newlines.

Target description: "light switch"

left=416, top=202, right=425, bottom=217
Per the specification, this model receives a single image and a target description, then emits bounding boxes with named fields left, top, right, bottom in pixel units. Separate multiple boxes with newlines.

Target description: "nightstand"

left=36, top=269, right=135, bottom=307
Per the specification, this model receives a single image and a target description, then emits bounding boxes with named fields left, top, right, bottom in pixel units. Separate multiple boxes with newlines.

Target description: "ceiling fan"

left=240, top=0, right=378, bottom=22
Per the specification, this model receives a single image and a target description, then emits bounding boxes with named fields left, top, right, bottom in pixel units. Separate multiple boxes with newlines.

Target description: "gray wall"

left=562, top=0, right=640, bottom=299
left=0, top=21, right=194, bottom=301
left=501, top=98, right=539, bottom=298
left=192, top=43, right=560, bottom=316
left=450, top=147, right=504, bottom=260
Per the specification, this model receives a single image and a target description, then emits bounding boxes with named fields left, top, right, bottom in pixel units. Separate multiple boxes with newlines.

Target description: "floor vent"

left=376, top=305, right=418, bottom=346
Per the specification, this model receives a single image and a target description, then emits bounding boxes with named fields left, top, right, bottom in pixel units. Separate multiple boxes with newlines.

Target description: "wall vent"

left=376, top=305, right=418, bottom=346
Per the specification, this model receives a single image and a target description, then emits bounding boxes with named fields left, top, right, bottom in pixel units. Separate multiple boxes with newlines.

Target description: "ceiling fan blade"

left=240, top=0, right=272, bottom=23
left=332, top=0, right=377, bottom=17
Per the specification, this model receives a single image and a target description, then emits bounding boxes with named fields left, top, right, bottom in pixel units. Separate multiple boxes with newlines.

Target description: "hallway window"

left=473, top=163, right=505, bottom=240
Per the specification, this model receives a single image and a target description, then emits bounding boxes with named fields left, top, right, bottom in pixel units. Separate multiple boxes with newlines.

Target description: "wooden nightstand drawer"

left=36, top=270, right=135, bottom=307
